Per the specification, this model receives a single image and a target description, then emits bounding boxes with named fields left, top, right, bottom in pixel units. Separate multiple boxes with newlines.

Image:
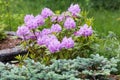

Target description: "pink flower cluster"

left=68, top=4, right=81, bottom=16
left=16, top=26, right=30, bottom=40
left=25, top=15, right=44, bottom=30
left=41, top=8, right=54, bottom=18
left=37, top=35, right=74, bottom=53
left=74, top=24, right=93, bottom=37
left=51, top=14, right=65, bottom=22
left=16, top=4, right=93, bottom=53
left=64, top=18, right=76, bottom=29
left=51, top=24, right=62, bottom=33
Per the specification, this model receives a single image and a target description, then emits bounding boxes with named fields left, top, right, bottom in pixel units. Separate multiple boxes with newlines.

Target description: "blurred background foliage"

left=0, top=0, right=120, bottom=37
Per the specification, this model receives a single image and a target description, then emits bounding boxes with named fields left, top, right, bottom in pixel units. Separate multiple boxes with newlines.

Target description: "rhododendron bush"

left=16, top=4, right=94, bottom=63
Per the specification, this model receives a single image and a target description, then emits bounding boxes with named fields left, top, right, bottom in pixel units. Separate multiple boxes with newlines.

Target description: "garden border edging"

left=0, top=46, right=27, bottom=62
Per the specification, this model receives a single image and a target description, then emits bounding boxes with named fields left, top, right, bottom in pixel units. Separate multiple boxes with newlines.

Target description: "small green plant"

left=0, top=24, right=6, bottom=40
left=15, top=54, right=28, bottom=66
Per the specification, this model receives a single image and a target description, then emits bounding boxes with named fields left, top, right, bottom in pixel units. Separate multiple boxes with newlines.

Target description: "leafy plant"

left=16, top=4, right=95, bottom=64
left=91, top=31, right=120, bottom=58
left=0, top=24, right=6, bottom=40
left=0, top=0, right=24, bottom=31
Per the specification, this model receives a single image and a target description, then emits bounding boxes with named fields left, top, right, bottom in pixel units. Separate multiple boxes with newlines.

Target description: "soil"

left=0, top=35, right=22, bottom=50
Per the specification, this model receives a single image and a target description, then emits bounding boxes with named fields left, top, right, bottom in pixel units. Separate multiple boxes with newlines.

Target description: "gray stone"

left=0, top=46, right=27, bottom=62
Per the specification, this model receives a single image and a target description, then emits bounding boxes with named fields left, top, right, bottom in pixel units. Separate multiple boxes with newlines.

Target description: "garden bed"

left=0, top=35, right=21, bottom=50
left=0, top=31, right=27, bottom=62
left=0, top=2, right=120, bottom=80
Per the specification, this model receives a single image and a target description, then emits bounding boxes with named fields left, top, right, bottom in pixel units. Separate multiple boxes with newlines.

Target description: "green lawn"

left=1, top=0, right=120, bottom=37
left=89, top=10, right=120, bottom=36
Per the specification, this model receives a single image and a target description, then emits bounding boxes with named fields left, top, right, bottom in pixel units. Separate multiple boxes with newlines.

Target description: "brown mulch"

left=0, top=36, right=22, bottom=50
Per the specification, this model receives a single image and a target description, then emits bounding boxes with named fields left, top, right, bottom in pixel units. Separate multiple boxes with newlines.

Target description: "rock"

left=0, top=46, right=27, bottom=62
left=0, top=31, right=27, bottom=62
left=5, top=31, right=17, bottom=36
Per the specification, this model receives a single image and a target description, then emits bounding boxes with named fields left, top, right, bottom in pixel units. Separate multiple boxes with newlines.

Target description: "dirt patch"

left=0, top=36, right=22, bottom=50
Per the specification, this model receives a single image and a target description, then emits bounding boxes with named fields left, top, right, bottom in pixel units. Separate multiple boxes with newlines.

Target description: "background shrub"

left=89, top=0, right=120, bottom=10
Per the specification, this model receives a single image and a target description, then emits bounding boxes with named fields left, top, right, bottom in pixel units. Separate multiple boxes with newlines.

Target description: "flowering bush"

left=16, top=4, right=94, bottom=63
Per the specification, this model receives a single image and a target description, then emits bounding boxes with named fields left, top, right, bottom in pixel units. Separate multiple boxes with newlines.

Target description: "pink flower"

left=37, top=35, right=49, bottom=46
left=57, top=14, right=65, bottom=22
left=41, top=28, right=52, bottom=36
left=41, top=8, right=54, bottom=18
left=51, top=14, right=65, bottom=22
left=68, top=4, right=81, bottom=16
left=64, top=18, right=76, bottom=29
left=37, top=35, right=57, bottom=46
left=35, top=15, right=45, bottom=26
left=35, top=31, right=41, bottom=38
left=47, top=39, right=61, bottom=53
left=24, top=14, right=34, bottom=23
left=26, top=31, right=41, bottom=40
left=61, top=37, right=74, bottom=49
left=45, top=35, right=57, bottom=46
left=25, top=19, right=38, bottom=30
left=16, top=26, right=30, bottom=40
left=51, top=15, right=57, bottom=22
left=51, top=24, right=62, bottom=33
left=74, top=24, right=93, bottom=37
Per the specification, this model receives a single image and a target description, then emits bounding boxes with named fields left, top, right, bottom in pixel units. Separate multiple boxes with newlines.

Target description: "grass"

left=1, top=0, right=120, bottom=37
left=89, top=10, right=120, bottom=37
left=1, top=0, right=87, bottom=31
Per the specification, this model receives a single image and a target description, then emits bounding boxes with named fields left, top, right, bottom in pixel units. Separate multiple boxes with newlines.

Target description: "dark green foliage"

left=89, top=0, right=120, bottom=10
left=0, top=54, right=119, bottom=80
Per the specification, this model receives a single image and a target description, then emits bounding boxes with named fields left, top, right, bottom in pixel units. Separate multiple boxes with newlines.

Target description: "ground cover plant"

left=0, top=24, right=6, bottom=40
left=0, top=54, right=119, bottom=80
